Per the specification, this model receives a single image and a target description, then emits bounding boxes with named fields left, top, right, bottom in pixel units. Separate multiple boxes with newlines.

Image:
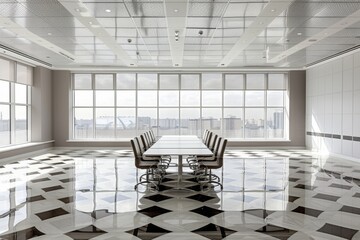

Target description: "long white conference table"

left=144, top=135, right=212, bottom=188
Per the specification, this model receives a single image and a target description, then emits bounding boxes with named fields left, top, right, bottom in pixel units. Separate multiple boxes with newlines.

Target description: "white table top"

left=159, top=135, right=199, bottom=141
left=144, top=148, right=213, bottom=156
left=144, top=135, right=212, bottom=156
left=150, top=142, right=208, bottom=149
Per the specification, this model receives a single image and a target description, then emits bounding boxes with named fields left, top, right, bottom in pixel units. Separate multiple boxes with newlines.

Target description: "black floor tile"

left=313, top=193, right=340, bottom=202
left=138, top=206, right=172, bottom=218
left=191, top=206, right=223, bottom=218
left=65, top=225, right=107, bottom=239
left=317, top=223, right=358, bottom=239
left=36, top=207, right=69, bottom=221
left=292, top=206, right=323, bottom=218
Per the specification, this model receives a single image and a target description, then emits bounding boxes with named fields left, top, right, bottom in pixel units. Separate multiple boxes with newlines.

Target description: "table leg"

left=178, top=155, right=182, bottom=184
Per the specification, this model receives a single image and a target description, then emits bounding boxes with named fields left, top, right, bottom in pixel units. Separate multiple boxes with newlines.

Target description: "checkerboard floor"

left=1, top=148, right=360, bottom=239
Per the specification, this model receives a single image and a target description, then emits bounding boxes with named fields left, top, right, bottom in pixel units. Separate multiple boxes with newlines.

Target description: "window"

left=0, top=58, right=32, bottom=147
left=71, top=72, right=288, bottom=140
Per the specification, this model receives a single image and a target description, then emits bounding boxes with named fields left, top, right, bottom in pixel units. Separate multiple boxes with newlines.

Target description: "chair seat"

left=138, top=160, right=159, bottom=169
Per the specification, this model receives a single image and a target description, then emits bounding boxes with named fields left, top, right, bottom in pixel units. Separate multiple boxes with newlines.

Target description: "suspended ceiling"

left=1, top=0, right=360, bottom=70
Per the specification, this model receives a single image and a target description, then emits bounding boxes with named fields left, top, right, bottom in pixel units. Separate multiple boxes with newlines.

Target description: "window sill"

left=0, top=140, right=55, bottom=153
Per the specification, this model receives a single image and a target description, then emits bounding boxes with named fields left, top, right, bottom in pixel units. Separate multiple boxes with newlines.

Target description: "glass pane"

left=74, top=90, right=93, bottom=107
left=116, top=91, right=136, bottom=107
left=138, top=91, right=157, bottom=106
left=180, top=108, right=200, bottom=136
left=0, top=104, right=10, bottom=146
left=74, top=74, right=92, bottom=89
left=224, top=91, right=244, bottom=106
left=181, top=74, right=200, bottom=89
left=225, top=74, right=244, bottom=89
left=202, top=91, right=222, bottom=106
left=74, top=108, right=93, bottom=138
left=95, top=74, right=113, bottom=89
left=0, top=80, right=10, bottom=102
left=267, top=108, right=284, bottom=139
left=15, top=84, right=27, bottom=104
left=202, top=73, right=222, bottom=89
left=180, top=91, right=200, bottom=106
left=267, top=91, right=284, bottom=106
left=116, top=108, right=136, bottom=138
left=245, top=91, right=265, bottom=106
left=159, top=74, right=179, bottom=89
left=246, top=74, right=265, bottom=89
left=95, top=91, right=114, bottom=106
left=159, top=108, right=179, bottom=135
left=245, top=108, right=265, bottom=138
left=138, top=108, right=157, bottom=132
left=138, top=74, right=157, bottom=89
left=0, top=58, right=11, bottom=81
left=159, top=91, right=179, bottom=106
left=116, top=73, right=136, bottom=89
left=223, top=108, right=243, bottom=138
left=202, top=108, right=221, bottom=135
left=96, top=108, right=115, bottom=138
left=15, top=106, right=27, bottom=143
left=268, top=74, right=286, bottom=90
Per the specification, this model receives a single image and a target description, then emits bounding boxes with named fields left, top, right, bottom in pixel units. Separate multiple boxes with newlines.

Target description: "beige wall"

left=32, top=66, right=53, bottom=142
left=52, top=70, right=306, bottom=148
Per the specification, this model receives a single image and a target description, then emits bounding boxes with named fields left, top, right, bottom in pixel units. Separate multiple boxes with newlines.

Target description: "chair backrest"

left=144, top=131, right=153, bottom=145
left=215, top=138, right=228, bottom=167
left=212, top=136, right=221, bottom=155
left=135, top=136, right=146, bottom=154
left=130, top=139, right=141, bottom=168
left=149, top=130, right=156, bottom=142
left=205, top=132, right=213, bottom=147
left=140, top=134, right=150, bottom=150
left=202, top=129, right=209, bottom=142
left=208, top=134, right=218, bottom=151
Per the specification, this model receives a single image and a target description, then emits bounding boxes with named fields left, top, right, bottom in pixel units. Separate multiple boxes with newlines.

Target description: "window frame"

left=70, top=72, right=289, bottom=140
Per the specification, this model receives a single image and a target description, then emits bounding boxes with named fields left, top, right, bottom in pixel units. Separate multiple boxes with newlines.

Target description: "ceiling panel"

left=0, top=0, right=360, bottom=69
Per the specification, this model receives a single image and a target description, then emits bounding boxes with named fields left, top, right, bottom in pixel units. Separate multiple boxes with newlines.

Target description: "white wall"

left=306, top=51, right=360, bottom=160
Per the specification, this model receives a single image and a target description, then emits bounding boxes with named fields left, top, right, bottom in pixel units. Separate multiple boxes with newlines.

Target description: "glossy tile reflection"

left=1, top=149, right=360, bottom=239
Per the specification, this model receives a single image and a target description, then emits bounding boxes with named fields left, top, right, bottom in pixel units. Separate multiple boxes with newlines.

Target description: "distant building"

left=274, top=111, right=284, bottom=129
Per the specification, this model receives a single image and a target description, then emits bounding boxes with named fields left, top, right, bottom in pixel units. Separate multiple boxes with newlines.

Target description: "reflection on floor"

left=1, top=148, right=360, bottom=239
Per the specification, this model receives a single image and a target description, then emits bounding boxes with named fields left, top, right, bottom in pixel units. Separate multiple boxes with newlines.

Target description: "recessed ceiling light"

left=174, top=9, right=179, bottom=13
left=47, top=32, right=52, bottom=36
left=75, top=8, right=80, bottom=12
left=297, top=32, right=302, bottom=36
left=271, top=9, right=276, bottom=12
left=105, top=9, right=111, bottom=13
left=89, top=21, right=93, bottom=25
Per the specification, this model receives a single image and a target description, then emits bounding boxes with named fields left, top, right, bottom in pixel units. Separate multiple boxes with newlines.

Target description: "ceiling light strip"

left=0, top=16, right=76, bottom=62
left=163, top=0, right=189, bottom=67
left=268, top=8, right=360, bottom=64
left=218, top=0, right=296, bottom=67
left=58, top=0, right=135, bottom=66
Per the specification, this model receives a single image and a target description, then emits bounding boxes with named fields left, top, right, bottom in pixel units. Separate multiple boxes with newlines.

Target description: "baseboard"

left=325, top=152, right=360, bottom=163
left=0, top=147, right=54, bottom=165
left=0, top=141, right=54, bottom=162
